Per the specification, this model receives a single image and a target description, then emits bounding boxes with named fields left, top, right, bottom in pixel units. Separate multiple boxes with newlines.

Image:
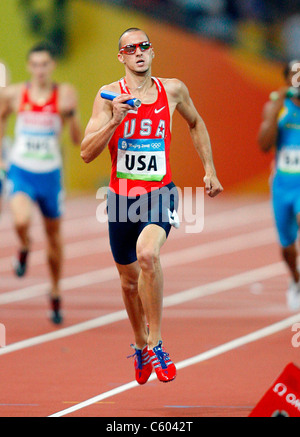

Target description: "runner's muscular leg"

left=43, top=216, right=63, bottom=298
left=10, top=192, right=32, bottom=250
left=287, top=211, right=300, bottom=283
left=282, top=242, right=299, bottom=283
left=136, top=224, right=167, bottom=350
left=116, top=260, right=148, bottom=349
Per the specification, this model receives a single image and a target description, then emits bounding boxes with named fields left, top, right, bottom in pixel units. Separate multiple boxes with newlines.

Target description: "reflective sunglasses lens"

left=123, top=45, right=136, bottom=54
left=140, top=42, right=151, bottom=51
left=121, top=42, right=151, bottom=54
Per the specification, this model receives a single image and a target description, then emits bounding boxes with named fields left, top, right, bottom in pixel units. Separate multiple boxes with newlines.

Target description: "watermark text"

left=291, top=322, right=300, bottom=348
left=292, top=63, right=300, bottom=88
left=96, top=182, right=204, bottom=234
left=0, top=323, right=6, bottom=347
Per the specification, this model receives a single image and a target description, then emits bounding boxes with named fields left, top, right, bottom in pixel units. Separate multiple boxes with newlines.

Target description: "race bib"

left=117, top=138, right=166, bottom=181
left=277, top=148, right=300, bottom=174
left=18, top=134, right=56, bottom=160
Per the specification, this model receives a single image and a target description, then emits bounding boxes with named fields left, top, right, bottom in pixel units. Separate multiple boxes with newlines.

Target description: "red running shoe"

left=128, top=345, right=153, bottom=385
left=148, top=341, right=176, bottom=383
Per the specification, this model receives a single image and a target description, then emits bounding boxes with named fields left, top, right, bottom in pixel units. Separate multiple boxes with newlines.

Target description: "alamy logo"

left=291, top=322, right=300, bottom=348
left=292, top=63, right=300, bottom=88
left=96, top=181, right=205, bottom=234
left=0, top=323, right=6, bottom=347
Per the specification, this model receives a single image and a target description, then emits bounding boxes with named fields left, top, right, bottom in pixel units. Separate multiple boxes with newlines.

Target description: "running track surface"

left=0, top=193, right=300, bottom=418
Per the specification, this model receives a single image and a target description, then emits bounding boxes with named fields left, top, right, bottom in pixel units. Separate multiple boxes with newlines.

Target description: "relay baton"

left=100, top=91, right=142, bottom=108
left=269, top=86, right=300, bottom=101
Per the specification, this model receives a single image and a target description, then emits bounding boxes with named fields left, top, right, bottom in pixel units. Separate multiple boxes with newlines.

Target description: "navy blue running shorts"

left=107, top=181, right=179, bottom=265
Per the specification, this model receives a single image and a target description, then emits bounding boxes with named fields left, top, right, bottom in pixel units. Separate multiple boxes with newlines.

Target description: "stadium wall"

left=0, top=0, right=284, bottom=194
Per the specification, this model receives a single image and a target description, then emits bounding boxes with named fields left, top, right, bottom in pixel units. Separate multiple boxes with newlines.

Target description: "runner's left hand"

left=203, top=174, right=223, bottom=197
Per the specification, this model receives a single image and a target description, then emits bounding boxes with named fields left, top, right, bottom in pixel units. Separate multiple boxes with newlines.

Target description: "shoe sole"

left=161, top=375, right=176, bottom=383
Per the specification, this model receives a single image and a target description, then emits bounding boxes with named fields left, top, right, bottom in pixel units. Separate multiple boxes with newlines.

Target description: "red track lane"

left=0, top=194, right=300, bottom=417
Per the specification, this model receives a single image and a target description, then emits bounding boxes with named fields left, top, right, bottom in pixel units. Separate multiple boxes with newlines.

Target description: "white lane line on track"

left=0, top=199, right=270, bottom=250
left=0, top=226, right=277, bottom=304
left=0, top=196, right=99, bottom=231
left=0, top=198, right=270, bottom=270
left=0, top=220, right=274, bottom=275
left=0, top=215, right=106, bottom=249
left=0, top=266, right=118, bottom=304
left=0, top=213, right=272, bottom=274
left=0, top=236, right=110, bottom=273
left=0, top=260, right=287, bottom=356
left=0, top=197, right=270, bottom=230
left=48, top=310, right=300, bottom=417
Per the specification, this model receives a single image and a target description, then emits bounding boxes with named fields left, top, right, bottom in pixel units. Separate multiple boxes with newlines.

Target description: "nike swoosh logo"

left=168, top=208, right=180, bottom=229
left=154, top=106, right=165, bottom=114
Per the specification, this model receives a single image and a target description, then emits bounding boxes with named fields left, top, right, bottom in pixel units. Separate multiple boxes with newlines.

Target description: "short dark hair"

left=283, top=59, right=300, bottom=79
left=118, top=28, right=150, bottom=50
left=27, top=41, right=57, bottom=60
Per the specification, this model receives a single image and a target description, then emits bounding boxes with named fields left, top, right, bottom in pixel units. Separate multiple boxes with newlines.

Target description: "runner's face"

left=118, top=31, right=154, bottom=74
left=27, top=51, right=56, bottom=85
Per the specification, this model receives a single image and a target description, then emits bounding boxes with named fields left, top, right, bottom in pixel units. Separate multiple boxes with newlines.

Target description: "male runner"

left=81, top=28, right=223, bottom=383
left=258, top=59, right=300, bottom=311
left=0, top=42, right=82, bottom=323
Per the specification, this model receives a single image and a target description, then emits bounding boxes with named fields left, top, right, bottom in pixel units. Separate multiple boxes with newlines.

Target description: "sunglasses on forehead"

left=119, top=41, right=152, bottom=55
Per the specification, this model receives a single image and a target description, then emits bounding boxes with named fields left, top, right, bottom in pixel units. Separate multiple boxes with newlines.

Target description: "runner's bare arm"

left=0, top=85, right=16, bottom=170
left=167, top=79, right=223, bottom=197
left=59, top=84, right=82, bottom=145
left=257, top=87, right=287, bottom=152
left=81, top=86, right=133, bottom=163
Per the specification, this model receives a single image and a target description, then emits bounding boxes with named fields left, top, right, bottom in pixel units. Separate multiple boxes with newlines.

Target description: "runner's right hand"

left=112, top=93, right=135, bottom=125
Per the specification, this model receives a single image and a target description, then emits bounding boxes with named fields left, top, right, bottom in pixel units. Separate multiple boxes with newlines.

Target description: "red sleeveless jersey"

left=108, top=77, right=172, bottom=196
left=19, top=82, right=59, bottom=113
left=10, top=83, right=63, bottom=173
